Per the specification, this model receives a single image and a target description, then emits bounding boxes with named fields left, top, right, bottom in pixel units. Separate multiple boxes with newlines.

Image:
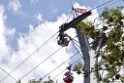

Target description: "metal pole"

left=93, top=35, right=105, bottom=83
left=76, top=30, right=90, bottom=83
left=95, top=54, right=100, bottom=83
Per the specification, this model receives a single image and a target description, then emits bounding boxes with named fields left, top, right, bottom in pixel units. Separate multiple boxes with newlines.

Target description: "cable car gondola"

left=63, top=71, right=74, bottom=83
left=57, top=33, right=70, bottom=47
left=63, top=65, right=74, bottom=83
left=57, top=24, right=70, bottom=47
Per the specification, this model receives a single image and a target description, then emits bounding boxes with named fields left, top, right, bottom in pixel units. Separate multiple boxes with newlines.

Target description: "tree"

left=28, top=79, right=41, bottom=83
left=28, top=77, right=54, bottom=83
left=16, top=80, right=21, bottom=83
left=73, top=7, right=124, bottom=82
left=16, top=76, right=55, bottom=83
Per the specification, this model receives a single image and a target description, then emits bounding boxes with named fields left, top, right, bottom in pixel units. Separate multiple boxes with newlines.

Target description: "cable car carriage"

left=63, top=71, right=74, bottom=83
left=57, top=33, right=70, bottom=47
left=57, top=24, right=70, bottom=47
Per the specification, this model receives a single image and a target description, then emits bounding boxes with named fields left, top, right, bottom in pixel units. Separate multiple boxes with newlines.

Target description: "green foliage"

left=73, top=62, right=83, bottom=71
left=43, top=80, right=53, bottom=83
left=28, top=79, right=41, bottom=83
left=75, top=21, right=100, bottom=41
left=97, top=8, right=124, bottom=82
left=43, top=76, right=54, bottom=83
left=73, top=7, right=124, bottom=82
left=101, top=8, right=124, bottom=25
left=73, top=62, right=83, bottom=75
left=16, top=80, right=21, bottom=83
left=28, top=77, right=54, bottom=83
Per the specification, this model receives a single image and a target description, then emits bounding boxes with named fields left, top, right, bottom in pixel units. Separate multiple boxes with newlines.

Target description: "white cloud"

left=8, top=0, right=21, bottom=13
left=0, top=5, right=17, bottom=82
left=73, top=2, right=87, bottom=9
left=87, top=8, right=99, bottom=23
left=122, top=9, right=124, bottom=15
left=0, top=5, right=11, bottom=62
left=48, top=9, right=58, bottom=15
left=36, top=13, right=42, bottom=22
left=34, top=13, right=43, bottom=24
left=30, top=0, right=39, bottom=5
left=72, top=2, right=98, bottom=23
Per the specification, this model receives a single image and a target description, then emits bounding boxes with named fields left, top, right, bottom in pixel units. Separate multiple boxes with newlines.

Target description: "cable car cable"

left=72, top=41, right=82, bottom=56
left=71, top=37, right=80, bottom=44
left=92, top=0, right=119, bottom=10
left=51, top=40, right=85, bottom=81
left=19, top=47, right=62, bottom=80
left=70, top=36, right=90, bottom=59
left=19, top=35, right=80, bottom=80
left=66, top=9, right=73, bottom=23
left=52, top=56, right=82, bottom=80
left=69, top=38, right=83, bottom=59
left=40, top=35, right=82, bottom=80
left=0, top=32, right=58, bottom=83
left=0, top=66, right=17, bottom=82
left=42, top=51, right=80, bottom=79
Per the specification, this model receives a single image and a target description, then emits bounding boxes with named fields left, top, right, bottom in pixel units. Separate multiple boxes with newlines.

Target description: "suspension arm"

left=60, top=11, right=92, bottom=32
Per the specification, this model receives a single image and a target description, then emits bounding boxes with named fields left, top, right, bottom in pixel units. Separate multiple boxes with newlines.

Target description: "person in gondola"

left=58, top=33, right=70, bottom=47
left=58, top=25, right=70, bottom=47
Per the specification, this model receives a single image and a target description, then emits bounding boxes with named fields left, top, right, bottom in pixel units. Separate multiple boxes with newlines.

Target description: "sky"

left=0, top=0, right=123, bottom=83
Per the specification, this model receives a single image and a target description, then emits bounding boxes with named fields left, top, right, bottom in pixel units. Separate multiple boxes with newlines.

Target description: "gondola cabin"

left=63, top=71, right=74, bottom=83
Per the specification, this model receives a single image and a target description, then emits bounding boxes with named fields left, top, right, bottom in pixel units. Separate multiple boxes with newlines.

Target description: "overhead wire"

left=90, top=0, right=122, bottom=17
left=93, top=0, right=122, bottom=27
left=19, top=47, right=62, bottom=80
left=29, top=36, right=81, bottom=81
left=0, top=66, right=17, bottom=82
left=71, top=36, right=91, bottom=61
left=66, top=9, right=73, bottom=23
left=52, top=55, right=83, bottom=80
left=19, top=35, right=81, bottom=80
left=51, top=35, right=104, bottom=82
left=50, top=38, right=84, bottom=81
left=0, top=32, right=58, bottom=83
left=41, top=51, right=80, bottom=79
left=52, top=68, right=66, bottom=80
left=92, top=0, right=120, bottom=10
left=19, top=35, right=81, bottom=81
left=70, top=37, right=83, bottom=59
